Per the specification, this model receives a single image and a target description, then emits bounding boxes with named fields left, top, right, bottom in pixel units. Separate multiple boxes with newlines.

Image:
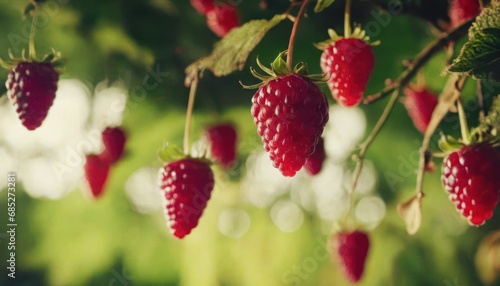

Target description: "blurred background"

left=0, top=0, right=499, bottom=285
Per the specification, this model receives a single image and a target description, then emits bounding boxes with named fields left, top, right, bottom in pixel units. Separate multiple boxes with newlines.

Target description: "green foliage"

left=314, top=0, right=336, bottom=13
left=185, top=14, right=286, bottom=84
left=468, top=0, right=500, bottom=39
left=448, top=1, right=500, bottom=80
left=448, top=28, right=500, bottom=80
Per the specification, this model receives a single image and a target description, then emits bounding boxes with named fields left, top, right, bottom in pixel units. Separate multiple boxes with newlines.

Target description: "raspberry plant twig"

left=364, top=18, right=474, bottom=105
left=286, top=0, right=310, bottom=69
left=183, top=77, right=199, bottom=154
left=350, top=89, right=400, bottom=211
left=416, top=75, right=466, bottom=192
left=402, top=75, right=466, bottom=234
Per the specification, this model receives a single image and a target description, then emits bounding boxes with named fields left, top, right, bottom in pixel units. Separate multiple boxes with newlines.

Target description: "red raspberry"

left=206, top=4, right=240, bottom=37
left=159, top=158, right=215, bottom=239
left=6, top=61, right=59, bottom=130
left=401, top=86, right=438, bottom=133
left=320, top=38, right=374, bottom=107
left=331, top=231, right=370, bottom=283
left=449, top=0, right=481, bottom=28
left=304, top=137, right=326, bottom=175
left=100, top=127, right=127, bottom=165
left=190, top=0, right=214, bottom=15
left=441, top=144, right=500, bottom=226
left=84, top=154, right=110, bottom=198
left=206, top=123, right=237, bottom=169
left=251, top=74, right=329, bottom=177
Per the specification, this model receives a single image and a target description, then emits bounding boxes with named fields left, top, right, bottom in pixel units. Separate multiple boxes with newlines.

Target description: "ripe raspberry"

left=402, top=86, right=438, bottom=133
left=206, top=4, right=240, bottom=37
left=84, top=154, right=110, bottom=198
left=320, top=38, right=374, bottom=107
left=190, top=0, right=214, bottom=15
left=304, top=137, right=326, bottom=175
left=6, top=61, right=59, bottom=130
left=449, top=0, right=481, bottom=28
left=100, top=127, right=127, bottom=165
left=206, top=123, right=237, bottom=169
left=251, top=74, right=329, bottom=177
left=159, top=158, right=215, bottom=239
left=331, top=231, right=370, bottom=283
left=441, top=144, right=500, bottom=226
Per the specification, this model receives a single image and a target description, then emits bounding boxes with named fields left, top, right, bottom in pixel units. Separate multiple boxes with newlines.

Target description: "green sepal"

left=314, top=26, right=381, bottom=51
left=0, top=49, right=64, bottom=72
left=270, top=51, right=291, bottom=76
left=158, top=143, right=186, bottom=163
left=241, top=51, right=327, bottom=89
left=438, top=134, right=465, bottom=153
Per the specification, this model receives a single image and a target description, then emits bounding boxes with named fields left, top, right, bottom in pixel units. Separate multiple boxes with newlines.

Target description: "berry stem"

left=183, top=77, right=199, bottom=154
left=286, top=0, right=310, bottom=70
left=350, top=89, right=400, bottom=213
left=29, top=3, right=39, bottom=61
left=344, top=0, right=352, bottom=38
left=364, top=18, right=474, bottom=105
left=457, top=96, right=471, bottom=145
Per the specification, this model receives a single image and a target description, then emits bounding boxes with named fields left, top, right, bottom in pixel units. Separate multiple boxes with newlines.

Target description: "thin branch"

left=183, top=77, right=199, bottom=154
left=413, top=75, right=466, bottom=197
left=363, top=18, right=474, bottom=105
left=350, top=89, right=400, bottom=210
left=286, top=0, right=310, bottom=69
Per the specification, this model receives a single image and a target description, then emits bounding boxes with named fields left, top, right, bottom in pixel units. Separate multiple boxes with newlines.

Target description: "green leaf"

left=314, top=0, right=335, bottom=13
left=448, top=28, right=500, bottom=80
left=468, top=0, right=500, bottom=39
left=185, top=14, right=286, bottom=84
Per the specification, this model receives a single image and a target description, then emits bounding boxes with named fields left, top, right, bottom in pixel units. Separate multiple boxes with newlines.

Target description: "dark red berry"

left=251, top=74, right=329, bottom=177
left=100, top=127, right=126, bottom=165
left=6, top=61, right=59, bottom=130
left=304, top=137, right=326, bottom=175
left=320, top=38, right=374, bottom=107
left=206, top=4, right=240, bottom=37
left=441, top=144, right=500, bottom=226
left=206, top=123, right=237, bottom=169
left=331, top=231, right=370, bottom=283
left=449, top=0, right=481, bottom=28
left=402, top=86, right=438, bottom=133
left=159, top=158, right=215, bottom=239
left=84, top=154, right=110, bottom=198
left=191, top=0, right=214, bottom=15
